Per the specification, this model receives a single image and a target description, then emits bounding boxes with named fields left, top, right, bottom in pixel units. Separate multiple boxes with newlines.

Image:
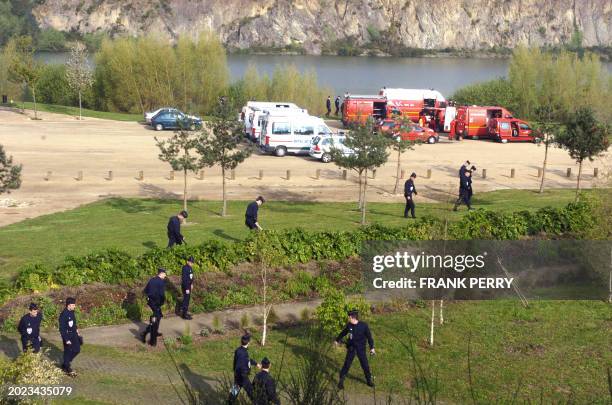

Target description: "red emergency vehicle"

left=488, top=118, right=536, bottom=143
left=378, top=119, right=439, bottom=143
left=380, top=88, right=447, bottom=124
left=341, top=95, right=388, bottom=126
left=452, top=106, right=513, bottom=139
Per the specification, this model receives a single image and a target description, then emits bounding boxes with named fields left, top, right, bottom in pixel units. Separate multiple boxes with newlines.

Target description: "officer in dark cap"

left=17, top=303, right=42, bottom=353
left=245, top=196, right=265, bottom=231
left=335, top=309, right=375, bottom=389
left=403, top=172, right=418, bottom=218
left=180, top=257, right=195, bottom=320
left=141, top=268, right=167, bottom=346
left=167, top=210, right=188, bottom=248
left=229, top=334, right=260, bottom=403
left=252, top=357, right=281, bottom=405
left=59, top=297, right=81, bottom=376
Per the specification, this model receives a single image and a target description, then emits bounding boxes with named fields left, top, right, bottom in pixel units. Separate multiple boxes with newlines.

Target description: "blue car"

left=150, top=110, right=203, bottom=131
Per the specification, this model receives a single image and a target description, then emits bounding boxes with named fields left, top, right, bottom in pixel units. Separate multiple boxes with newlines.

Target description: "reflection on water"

left=36, top=52, right=612, bottom=97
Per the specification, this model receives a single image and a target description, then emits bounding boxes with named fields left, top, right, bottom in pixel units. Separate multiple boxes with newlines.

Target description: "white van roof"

left=246, top=101, right=300, bottom=109
left=379, top=88, right=446, bottom=102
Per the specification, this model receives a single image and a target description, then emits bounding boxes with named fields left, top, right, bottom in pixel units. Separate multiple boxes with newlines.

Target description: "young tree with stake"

left=155, top=127, right=204, bottom=213
left=65, top=42, right=93, bottom=121
left=555, top=108, right=610, bottom=201
left=0, top=144, right=22, bottom=194
left=198, top=101, right=252, bottom=216
left=331, top=119, right=390, bottom=225
left=7, top=36, right=42, bottom=120
left=391, top=116, right=419, bottom=194
left=532, top=105, right=561, bottom=194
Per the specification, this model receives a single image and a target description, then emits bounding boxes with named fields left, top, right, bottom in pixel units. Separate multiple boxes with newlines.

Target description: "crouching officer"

left=253, top=357, right=281, bottom=405
left=245, top=196, right=265, bottom=231
left=59, top=297, right=81, bottom=376
left=335, top=309, right=375, bottom=389
left=404, top=172, right=418, bottom=218
left=17, top=303, right=42, bottom=353
left=181, top=257, right=195, bottom=320
left=141, top=268, right=167, bottom=346
left=229, top=334, right=260, bottom=403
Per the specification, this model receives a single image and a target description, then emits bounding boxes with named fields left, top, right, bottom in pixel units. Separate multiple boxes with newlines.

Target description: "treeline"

left=452, top=46, right=611, bottom=123
left=0, top=32, right=332, bottom=116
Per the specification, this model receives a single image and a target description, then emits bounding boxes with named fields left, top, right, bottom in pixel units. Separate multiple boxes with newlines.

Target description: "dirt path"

left=1, top=109, right=609, bottom=227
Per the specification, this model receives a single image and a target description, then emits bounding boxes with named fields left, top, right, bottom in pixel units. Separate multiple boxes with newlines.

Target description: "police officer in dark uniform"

left=334, top=96, right=341, bottom=116
left=167, top=210, right=188, bottom=248
left=245, top=196, right=265, bottom=231
left=454, top=162, right=475, bottom=211
left=17, top=303, right=42, bottom=353
left=180, top=257, right=195, bottom=320
left=59, top=297, right=81, bottom=376
left=141, top=268, right=167, bottom=346
left=229, top=334, right=260, bottom=403
left=404, top=172, right=418, bottom=218
left=252, top=357, right=281, bottom=405
left=326, top=96, right=331, bottom=117
left=335, top=310, right=375, bottom=389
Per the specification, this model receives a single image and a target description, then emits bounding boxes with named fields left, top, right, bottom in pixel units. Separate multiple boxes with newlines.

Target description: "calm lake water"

left=36, top=52, right=612, bottom=98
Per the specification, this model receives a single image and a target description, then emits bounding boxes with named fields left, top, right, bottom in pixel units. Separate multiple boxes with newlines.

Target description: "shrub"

left=0, top=351, right=64, bottom=401
left=315, top=287, right=370, bottom=337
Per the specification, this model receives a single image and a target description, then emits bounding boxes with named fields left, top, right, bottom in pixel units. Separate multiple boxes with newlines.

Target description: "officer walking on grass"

left=252, top=357, right=281, bottom=405
left=454, top=162, right=476, bottom=211
left=167, top=210, right=188, bottom=247
left=335, top=309, right=375, bottom=389
left=404, top=172, right=418, bottom=219
left=59, top=297, right=81, bottom=376
left=245, top=196, right=265, bottom=231
left=229, top=334, right=260, bottom=404
left=17, top=303, right=42, bottom=353
left=141, top=268, right=167, bottom=346
left=180, top=257, right=195, bottom=320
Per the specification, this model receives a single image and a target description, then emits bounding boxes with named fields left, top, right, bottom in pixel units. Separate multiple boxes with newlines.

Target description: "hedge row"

left=13, top=202, right=594, bottom=294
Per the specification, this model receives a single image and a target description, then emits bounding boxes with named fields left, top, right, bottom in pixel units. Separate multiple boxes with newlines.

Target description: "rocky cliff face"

left=32, top=0, right=611, bottom=54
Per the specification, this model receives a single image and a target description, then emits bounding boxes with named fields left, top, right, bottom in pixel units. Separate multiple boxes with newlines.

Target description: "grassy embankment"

left=0, top=189, right=594, bottom=281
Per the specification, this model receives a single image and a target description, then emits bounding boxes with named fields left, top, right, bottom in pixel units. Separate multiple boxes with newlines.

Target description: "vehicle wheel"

left=189, top=123, right=196, bottom=131
left=321, top=153, right=332, bottom=163
left=428, top=136, right=436, bottom=144
left=501, top=139, right=508, bottom=144
left=275, top=146, right=287, bottom=157
left=155, top=124, right=163, bottom=131
left=472, top=136, right=479, bottom=140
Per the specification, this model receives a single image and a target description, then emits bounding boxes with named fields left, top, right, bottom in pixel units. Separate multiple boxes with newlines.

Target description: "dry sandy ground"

left=0, top=108, right=610, bottom=227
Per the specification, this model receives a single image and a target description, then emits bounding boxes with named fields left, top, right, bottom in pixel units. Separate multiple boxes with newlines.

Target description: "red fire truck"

left=488, top=118, right=536, bottom=143
left=341, top=95, right=388, bottom=126
left=341, top=88, right=447, bottom=127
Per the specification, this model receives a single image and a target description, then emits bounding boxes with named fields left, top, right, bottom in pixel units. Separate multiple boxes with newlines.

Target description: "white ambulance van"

left=259, top=112, right=333, bottom=157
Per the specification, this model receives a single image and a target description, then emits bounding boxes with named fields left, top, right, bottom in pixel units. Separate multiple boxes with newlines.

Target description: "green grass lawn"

left=15, top=102, right=143, bottom=122
left=0, top=189, right=592, bottom=281
left=31, top=300, right=612, bottom=404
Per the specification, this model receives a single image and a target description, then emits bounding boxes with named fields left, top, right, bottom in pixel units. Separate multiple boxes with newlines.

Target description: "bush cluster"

left=10, top=202, right=594, bottom=295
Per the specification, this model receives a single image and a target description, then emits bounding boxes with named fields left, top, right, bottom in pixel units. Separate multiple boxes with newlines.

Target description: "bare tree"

left=65, top=42, right=94, bottom=121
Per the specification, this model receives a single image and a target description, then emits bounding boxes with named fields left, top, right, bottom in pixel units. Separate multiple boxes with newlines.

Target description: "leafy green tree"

left=7, top=35, right=42, bottom=119
left=532, top=105, right=561, bottom=194
left=65, top=42, right=93, bottom=120
left=555, top=108, right=610, bottom=200
left=36, top=28, right=66, bottom=51
left=451, top=77, right=516, bottom=112
left=0, top=144, right=21, bottom=194
left=331, top=119, right=390, bottom=225
left=198, top=101, right=252, bottom=216
left=155, top=128, right=204, bottom=212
